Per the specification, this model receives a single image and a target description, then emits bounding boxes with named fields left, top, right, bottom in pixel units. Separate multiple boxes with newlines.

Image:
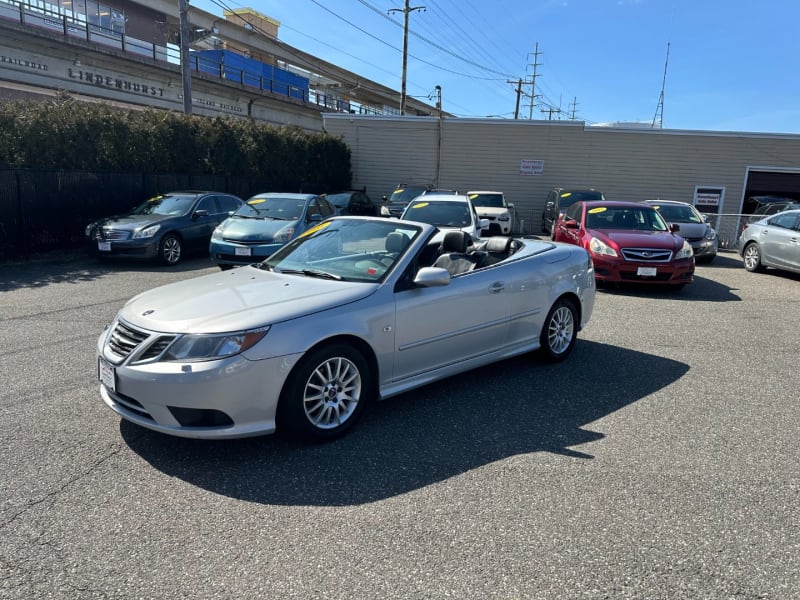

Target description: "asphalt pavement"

left=1, top=250, right=798, bottom=599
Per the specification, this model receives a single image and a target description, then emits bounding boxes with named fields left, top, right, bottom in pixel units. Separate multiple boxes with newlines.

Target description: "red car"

left=553, top=200, right=695, bottom=288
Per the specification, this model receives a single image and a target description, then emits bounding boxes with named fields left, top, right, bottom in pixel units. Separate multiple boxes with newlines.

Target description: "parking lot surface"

left=1, top=251, right=798, bottom=599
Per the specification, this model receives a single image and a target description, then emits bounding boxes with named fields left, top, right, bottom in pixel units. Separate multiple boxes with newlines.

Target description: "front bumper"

left=591, top=255, right=694, bottom=285
left=87, top=237, right=160, bottom=260
left=97, top=330, right=302, bottom=439
left=210, top=240, right=284, bottom=267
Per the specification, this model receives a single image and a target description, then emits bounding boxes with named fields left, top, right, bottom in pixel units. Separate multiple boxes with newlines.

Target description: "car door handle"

left=489, top=281, right=505, bottom=294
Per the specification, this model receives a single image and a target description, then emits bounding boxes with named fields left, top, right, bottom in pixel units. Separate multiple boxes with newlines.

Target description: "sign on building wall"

left=520, top=159, right=544, bottom=176
left=693, top=187, right=724, bottom=214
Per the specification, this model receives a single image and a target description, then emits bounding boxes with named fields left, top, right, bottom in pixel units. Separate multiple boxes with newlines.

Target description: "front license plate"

left=637, top=266, right=657, bottom=277
left=235, top=247, right=252, bottom=256
left=97, top=241, right=111, bottom=252
left=98, top=357, right=116, bottom=392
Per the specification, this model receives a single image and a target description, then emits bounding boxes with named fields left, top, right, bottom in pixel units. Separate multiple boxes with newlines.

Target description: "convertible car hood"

left=221, top=217, right=293, bottom=241
left=119, top=267, right=375, bottom=334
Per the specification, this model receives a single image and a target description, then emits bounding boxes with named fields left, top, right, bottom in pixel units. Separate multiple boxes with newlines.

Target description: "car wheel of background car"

left=539, top=297, right=577, bottom=362
left=159, top=233, right=182, bottom=265
left=743, top=243, right=764, bottom=272
left=278, top=343, right=372, bottom=441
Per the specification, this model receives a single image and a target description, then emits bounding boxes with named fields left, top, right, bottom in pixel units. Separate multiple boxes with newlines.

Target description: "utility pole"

left=178, top=0, right=192, bottom=114
left=540, top=106, right=561, bottom=120
left=527, top=42, right=542, bottom=119
left=508, top=78, right=523, bottom=119
left=569, top=96, right=578, bottom=120
left=388, top=0, right=425, bottom=115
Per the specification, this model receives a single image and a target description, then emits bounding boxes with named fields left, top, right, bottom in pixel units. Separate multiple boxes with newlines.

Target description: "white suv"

left=400, top=193, right=489, bottom=243
left=468, top=191, right=514, bottom=235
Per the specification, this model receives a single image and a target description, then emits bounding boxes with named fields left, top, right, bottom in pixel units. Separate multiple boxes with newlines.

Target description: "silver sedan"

left=97, top=217, right=596, bottom=441
left=738, top=209, right=800, bottom=275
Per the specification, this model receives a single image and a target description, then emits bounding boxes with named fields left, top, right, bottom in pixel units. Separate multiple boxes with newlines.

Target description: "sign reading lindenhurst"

left=68, top=67, right=165, bottom=97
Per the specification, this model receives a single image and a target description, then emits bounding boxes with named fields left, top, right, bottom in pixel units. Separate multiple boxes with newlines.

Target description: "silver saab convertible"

left=97, top=217, right=596, bottom=441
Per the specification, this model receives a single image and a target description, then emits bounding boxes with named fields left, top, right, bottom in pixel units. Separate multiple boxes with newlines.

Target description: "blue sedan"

left=209, top=193, right=336, bottom=269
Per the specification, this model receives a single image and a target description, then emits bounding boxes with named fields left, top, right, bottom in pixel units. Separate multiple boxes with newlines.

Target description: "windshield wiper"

left=278, top=268, right=342, bottom=280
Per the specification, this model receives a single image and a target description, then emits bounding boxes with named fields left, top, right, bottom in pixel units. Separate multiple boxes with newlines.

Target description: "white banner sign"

left=520, top=159, right=544, bottom=176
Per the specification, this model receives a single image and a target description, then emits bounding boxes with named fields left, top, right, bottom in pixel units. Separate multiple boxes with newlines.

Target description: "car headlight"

left=85, top=224, right=95, bottom=237
left=211, top=226, right=224, bottom=241
left=133, top=224, right=161, bottom=239
left=380, top=206, right=391, bottom=216
left=704, top=227, right=717, bottom=240
left=676, top=240, right=693, bottom=259
left=588, top=237, right=618, bottom=257
left=498, top=214, right=510, bottom=222
left=273, top=225, right=296, bottom=243
left=164, top=328, right=270, bottom=362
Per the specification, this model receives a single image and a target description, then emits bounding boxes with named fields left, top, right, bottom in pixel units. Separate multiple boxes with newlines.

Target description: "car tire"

left=743, top=243, right=764, bottom=272
left=159, top=233, right=182, bottom=265
left=278, top=344, right=372, bottom=441
left=539, top=297, right=578, bottom=362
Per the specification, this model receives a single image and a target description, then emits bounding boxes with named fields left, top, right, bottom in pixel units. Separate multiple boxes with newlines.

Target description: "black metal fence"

left=0, top=169, right=322, bottom=260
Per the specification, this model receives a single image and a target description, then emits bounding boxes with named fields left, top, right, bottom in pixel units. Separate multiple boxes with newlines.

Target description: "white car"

left=468, top=190, right=514, bottom=235
left=400, top=193, right=489, bottom=244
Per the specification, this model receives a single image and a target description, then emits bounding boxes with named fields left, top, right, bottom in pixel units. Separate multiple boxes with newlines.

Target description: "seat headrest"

left=485, top=236, right=511, bottom=253
left=441, top=230, right=469, bottom=253
left=385, top=231, right=409, bottom=254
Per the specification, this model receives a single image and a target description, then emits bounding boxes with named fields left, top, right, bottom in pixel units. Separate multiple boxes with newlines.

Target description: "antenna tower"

left=652, top=42, right=670, bottom=128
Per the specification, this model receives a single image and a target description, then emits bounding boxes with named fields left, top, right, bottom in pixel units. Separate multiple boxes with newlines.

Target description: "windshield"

left=325, top=193, right=352, bottom=208
left=469, top=193, right=505, bottom=208
left=388, top=186, right=428, bottom=204
left=236, top=196, right=307, bottom=220
left=132, top=194, right=196, bottom=216
left=403, top=200, right=472, bottom=228
left=651, top=203, right=702, bottom=224
left=585, top=206, right=668, bottom=232
left=262, top=219, right=422, bottom=283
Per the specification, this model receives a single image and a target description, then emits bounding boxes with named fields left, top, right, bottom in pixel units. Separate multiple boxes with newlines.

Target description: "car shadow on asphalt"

left=0, top=255, right=216, bottom=292
left=120, top=340, right=689, bottom=506
left=597, top=264, right=742, bottom=302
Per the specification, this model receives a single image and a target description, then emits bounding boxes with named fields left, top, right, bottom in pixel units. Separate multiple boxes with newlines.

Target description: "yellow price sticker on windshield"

left=588, top=207, right=607, bottom=214
left=468, top=194, right=478, bottom=199
left=411, top=202, right=429, bottom=209
left=300, top=221, right=332, bottom=238
left=560, top=192, right=572, bottom=198
left=247, top=198, right=266, bottom=205
left=147, top=195, right=164, bottom=202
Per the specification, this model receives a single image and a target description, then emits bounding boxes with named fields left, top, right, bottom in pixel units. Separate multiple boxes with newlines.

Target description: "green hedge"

left=0, top=93, right=351, bottom=191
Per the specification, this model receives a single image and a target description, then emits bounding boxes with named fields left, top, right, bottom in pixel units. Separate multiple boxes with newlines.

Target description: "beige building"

left=323, top=114, right=800, bottom=245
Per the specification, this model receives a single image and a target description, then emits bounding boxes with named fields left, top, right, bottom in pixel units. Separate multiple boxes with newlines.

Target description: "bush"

left=0, top=93, right=351, bottom=189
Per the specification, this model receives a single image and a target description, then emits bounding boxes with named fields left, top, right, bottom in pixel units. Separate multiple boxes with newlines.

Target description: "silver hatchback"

left=738, top=209, right=800, bottom=275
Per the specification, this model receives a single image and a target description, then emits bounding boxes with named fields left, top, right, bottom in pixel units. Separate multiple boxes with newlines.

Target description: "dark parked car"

left=746, top=198, right=800, bottom=224
left=381, top=183, right=433, bottom=217
left=642, top=199, right=718, bottom=263
left=553, top=200, right=695, bottom=289
left=325, top=190, right=379, bottom=216
left=738, top=209, right=800, bottom=275
left=542, top=188, right=605, bottom=237
left=85, top=191, right=244, bottom=265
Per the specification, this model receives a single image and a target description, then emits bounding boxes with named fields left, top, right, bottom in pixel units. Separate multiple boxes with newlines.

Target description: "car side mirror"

left=564, top=220, right=579, bottom=230
left=414, top=267, right=450, bottom=287
left=193, top=209, right=209, bottom=220
left=545, top=201, right=554, bottom=209
left=479, top=218, right=490, bottom=229
left=507, top=202, right=515, bottom=209
left=670, top=223, right=680, bottom=232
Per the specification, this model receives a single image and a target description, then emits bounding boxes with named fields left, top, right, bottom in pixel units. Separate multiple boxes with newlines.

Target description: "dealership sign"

left=520, top=159, right=544, bottom=176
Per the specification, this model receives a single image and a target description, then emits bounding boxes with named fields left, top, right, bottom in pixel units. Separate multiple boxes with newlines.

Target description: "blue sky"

left=191, top=0, right=800, bottom=134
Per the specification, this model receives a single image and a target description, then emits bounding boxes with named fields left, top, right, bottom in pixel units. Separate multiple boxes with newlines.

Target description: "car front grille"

left=98, top=228, right=131, bottom=241
left=620, top=248, right=673, bottom=262
left=105, top=320, right=175, bottom=364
